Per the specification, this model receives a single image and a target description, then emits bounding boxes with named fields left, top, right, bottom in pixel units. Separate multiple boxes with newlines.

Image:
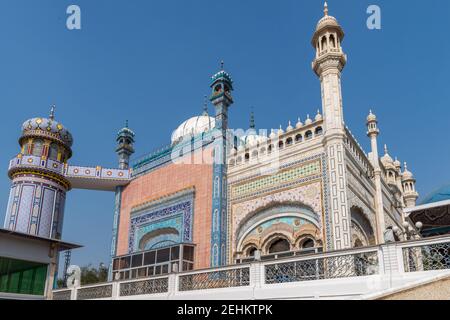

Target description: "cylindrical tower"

left=4, top=107, right=73, bottom=240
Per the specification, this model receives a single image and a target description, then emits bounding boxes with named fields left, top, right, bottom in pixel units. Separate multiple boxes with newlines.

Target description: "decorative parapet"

left=8, top=155, right=65, bottom=177
left=228, top=119, right=324, bottom=170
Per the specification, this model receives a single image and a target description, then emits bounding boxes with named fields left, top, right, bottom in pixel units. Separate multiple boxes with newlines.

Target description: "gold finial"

left=324, top=2, right=329, bottom=16
left=220, top=60, right=224, bottom=70
left=49, top=105, right=56, bottom=120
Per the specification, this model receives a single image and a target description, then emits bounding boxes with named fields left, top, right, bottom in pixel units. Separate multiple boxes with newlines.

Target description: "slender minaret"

left=5, top=106, right=72, bottom=240
left=366, top=110, right=386, bottom=243
left=209, top=61, right=234, bottom=266
left=312, top=3, right=351, bottom=249
left=109, top=121, right=135, bottom=280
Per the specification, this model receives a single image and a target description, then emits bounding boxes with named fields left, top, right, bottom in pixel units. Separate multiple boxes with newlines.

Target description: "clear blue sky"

left=1, top=0, right=449, bottom=270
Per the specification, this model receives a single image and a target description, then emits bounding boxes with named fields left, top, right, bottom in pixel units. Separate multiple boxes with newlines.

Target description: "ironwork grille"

left=52, top=290, right=72, bottom=300
left=403, top=241, right=450, bottom=273
left=265, top=251, right=379, bottom=284
left=119, top=277, right=169, bottom=297
left=179, top=267, right=250, bottom=291
left=76, top=284, right=113, bottom=300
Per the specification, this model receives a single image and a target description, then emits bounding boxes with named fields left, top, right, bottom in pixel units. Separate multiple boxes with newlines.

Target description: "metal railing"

left=402, top=239, right=450, bottom=273
left=119, top=277, right=169, bottom=297
left=179, top=266, right=250, bottom=292
left=264, top=250, right=378, bottom=284
left=52, top=236, right=450, bottom=300
left=76, top=283, right=113, bottom=300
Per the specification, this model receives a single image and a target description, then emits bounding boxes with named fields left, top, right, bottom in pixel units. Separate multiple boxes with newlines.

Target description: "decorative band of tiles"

left=230, top=160, right=321, bottom=200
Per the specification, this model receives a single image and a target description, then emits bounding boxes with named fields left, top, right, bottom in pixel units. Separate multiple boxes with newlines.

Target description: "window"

left=32, top=139, right=44, bottom=157
left=301, top=238, right=315, bottom=249
left=315, top=127, right=323, bottom=136
left=246, top=247, right=257, bottom=257
left=305, top=131, right=313, bottom=140
left=268, top=238, right=290, bottom=254
left=0, top=257, right=47, bottom=296
left=286, top=137, right=293, bottom=146
left=48, top=143, right=59, bottom=161
left=295, top=134, right=303, bottom=143
left=278, top=141, right=284, bottom=149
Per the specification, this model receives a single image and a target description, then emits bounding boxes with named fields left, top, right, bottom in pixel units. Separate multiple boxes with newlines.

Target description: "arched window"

left=48, top=143, right=59, bottom=161
left=236, top=156, right=242, bottom=165
left=301, top=238, right=315, bottom=249
left=295, top=134, right=303, bottom=143
left=305, top=131, right=313, bottom=140
left=252, top=150, right=258, bottom=158
left=286, top=137, right=293, bottom=146
left=32, top=139, right=44, bottom=157
left=329, top=34, right=336, bottom=48
left=278, top=141, right=284, bottom=149
left=321, top=36, right=327, bottom=51
left=268, top=144, right=274, bottom=154
left=268, top=238, right=290, bottom=254
left=246, top=246, right=257, bottom=257
left=260, top=147, right=266, bottom=155
left=229, top=159, right=235, bottom=167
left=315, top=127, right=323, bottom=136
left=245, top=153, right=250, bottom=162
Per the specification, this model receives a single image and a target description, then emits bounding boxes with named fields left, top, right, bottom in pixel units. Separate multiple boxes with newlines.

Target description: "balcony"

left=52, top=235, right=450, bottom=300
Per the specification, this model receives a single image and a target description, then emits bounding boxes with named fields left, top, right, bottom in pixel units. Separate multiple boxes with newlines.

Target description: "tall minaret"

left=366, top=111, right=386, bottom=243
left=5, top=106, right=72, bottom=239
left=209, top=62, right=234, bottom=266
left=312, top=3, right=351, bottom=250
left=109, top=121, right=135, bottom=280
left=312, top=2, right=347, bottom=135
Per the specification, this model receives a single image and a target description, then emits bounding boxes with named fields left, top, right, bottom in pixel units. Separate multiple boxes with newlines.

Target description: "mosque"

left=2, top=3, right=447, bottom=289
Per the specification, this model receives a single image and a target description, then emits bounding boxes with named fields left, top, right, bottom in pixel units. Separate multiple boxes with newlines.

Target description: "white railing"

left=53, top=235, right=450, bottom=300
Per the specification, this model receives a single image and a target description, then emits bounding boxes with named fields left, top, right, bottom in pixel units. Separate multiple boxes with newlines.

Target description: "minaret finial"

left=249, top=107, right=255, bottom=129
left=49, top=105, right=56, bottom=120
left=324, top=2, right=329, bottom=16
left=384, top=144, right=389, bottom=155
left=125, top=119, right=129, bottom=128
left=220, top=60, right=224, bottom=70
left=203, top=95, right=208, bottom=115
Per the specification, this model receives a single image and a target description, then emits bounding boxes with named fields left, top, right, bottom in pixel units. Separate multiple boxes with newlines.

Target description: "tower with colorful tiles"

left=4, top=107, right=73, bottom=239
left=109, top=122, right=135, bottom=279
left=312, top=3, right=352, bottom=249
left=209, top=63, right=234, bottom=266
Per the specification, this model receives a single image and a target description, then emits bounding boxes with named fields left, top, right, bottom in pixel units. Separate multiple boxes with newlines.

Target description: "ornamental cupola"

left=402, top=162, right=419, bottom=208
left=312, top=2, right=347, bottom=77
left=210, top=61, right=234, bottom=131
left=19, top=105, right=73, bottom=162
left=116, top=120, right=135, bottom=170
left=381, top=145, right=397, bottom=186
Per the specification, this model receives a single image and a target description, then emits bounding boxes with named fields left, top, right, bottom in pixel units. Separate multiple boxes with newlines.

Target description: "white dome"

left=171, top=115, right=215, bottom=145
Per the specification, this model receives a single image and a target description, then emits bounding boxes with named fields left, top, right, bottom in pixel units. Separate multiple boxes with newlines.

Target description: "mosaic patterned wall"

left=128, top=191, right=194, bottom=253
left=227, top=155, right=329, bottom=261
left=5, top=176, right=66, bottom=239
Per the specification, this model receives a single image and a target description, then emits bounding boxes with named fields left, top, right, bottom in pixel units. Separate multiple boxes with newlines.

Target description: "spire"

left=49, top=105, right=56, bottom=121
left=202, top=95, right=209, bottom=116
left=125, top=119, right=129, bottom=128
left=249, top=108, right=255, bottom=129
left=324, top=2, right=329, bottom=16
left=220, top=60, right=224, bottom=70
